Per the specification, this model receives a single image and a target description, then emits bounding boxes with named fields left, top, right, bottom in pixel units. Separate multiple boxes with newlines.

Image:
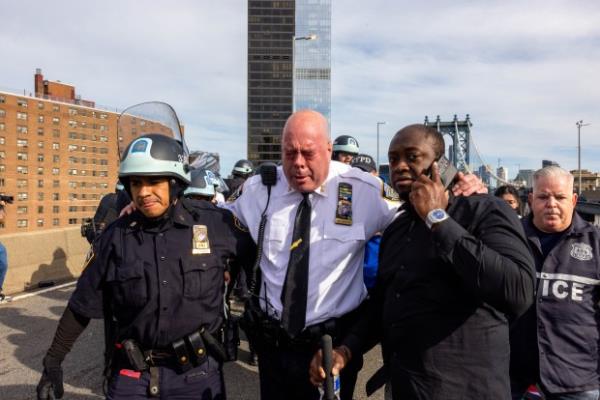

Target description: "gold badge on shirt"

left=335, top=182, right=353, bottom=225
left=192, top=225, right=211, bottom=255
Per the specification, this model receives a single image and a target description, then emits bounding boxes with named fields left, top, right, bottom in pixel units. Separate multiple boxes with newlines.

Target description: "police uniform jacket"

left=227, top=161, right=398, bottom=328
left=510, top=213, right=600, bottom=393
left=68, top=198, right=255, bottom=350
left=343, top=195, right=535, bottom=399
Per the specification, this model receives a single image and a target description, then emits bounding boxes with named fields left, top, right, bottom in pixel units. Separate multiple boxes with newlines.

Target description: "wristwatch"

left=426, top=208, right=449, bottom=229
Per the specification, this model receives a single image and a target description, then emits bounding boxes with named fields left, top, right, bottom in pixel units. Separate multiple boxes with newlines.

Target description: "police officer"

left=36, top=129, right=254, bottom=399
left=510, top=166, right=600, bottom=399
left=185, top=168, right=218, bottom=203
left=224, top=159, right=254, bottom=200
left=83, top=181, right=131, bottom=244
left=228, top=111, right=399, bottom=400
left=332, top=135, right=360, bottom=165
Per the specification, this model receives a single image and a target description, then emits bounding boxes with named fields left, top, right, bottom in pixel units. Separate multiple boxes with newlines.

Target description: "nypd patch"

left=570, top=243, right=593, bottom=261
left=233, top=215, right=249, bottom=233
left=382, top=182, right=400, bottom=202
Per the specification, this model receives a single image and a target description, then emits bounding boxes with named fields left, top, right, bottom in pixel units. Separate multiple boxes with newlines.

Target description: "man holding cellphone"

left=310, top=124, right=536, bottom=399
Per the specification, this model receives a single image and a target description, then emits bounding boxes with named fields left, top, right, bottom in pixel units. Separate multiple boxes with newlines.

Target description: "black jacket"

left=69, top=199, right=255, bottom=349
left=343, top=195, right=535, bottom=400
left=510, top=213, right=600, bottom=393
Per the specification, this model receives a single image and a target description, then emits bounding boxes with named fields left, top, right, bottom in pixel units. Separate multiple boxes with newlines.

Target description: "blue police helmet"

left=184, top=168, right=217, bottom=198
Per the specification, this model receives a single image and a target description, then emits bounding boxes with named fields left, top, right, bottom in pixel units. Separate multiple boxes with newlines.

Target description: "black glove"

left=37, top=355, right=64, bottom=400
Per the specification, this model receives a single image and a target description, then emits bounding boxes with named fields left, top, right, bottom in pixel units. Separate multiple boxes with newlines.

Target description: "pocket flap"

left=114, top=260, right=145, bottom=281
left=181, top=256, right=213, bottom=273
left=323, top=222, right=365, bottom=242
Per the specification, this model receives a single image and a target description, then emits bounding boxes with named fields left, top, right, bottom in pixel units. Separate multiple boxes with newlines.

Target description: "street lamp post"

left=576, top=120, right=590, bottom=195
left=376, top=121, right=386, bottom=170
left=292, top=34, right=317, bottom=112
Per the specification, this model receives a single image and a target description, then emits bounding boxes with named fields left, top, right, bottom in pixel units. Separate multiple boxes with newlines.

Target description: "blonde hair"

left=533, top=166, right=574, bottom=192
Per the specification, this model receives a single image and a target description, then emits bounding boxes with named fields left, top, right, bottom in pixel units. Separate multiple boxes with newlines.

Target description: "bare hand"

left=119, top=201, right=136, bottom=217
left=224, top=271, right=231, bottom=285
left=409, top=162, right=449, bottom=220
left=309, top=347, right=350, bottom=387
left=451, top=172, right=488, bottom=196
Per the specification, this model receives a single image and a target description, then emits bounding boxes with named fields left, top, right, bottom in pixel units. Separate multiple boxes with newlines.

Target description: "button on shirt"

left=227, top=161, right=398, bottom=327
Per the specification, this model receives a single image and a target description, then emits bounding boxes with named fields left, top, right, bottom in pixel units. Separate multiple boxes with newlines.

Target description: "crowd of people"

left=26, top=105, right=600, bottom=400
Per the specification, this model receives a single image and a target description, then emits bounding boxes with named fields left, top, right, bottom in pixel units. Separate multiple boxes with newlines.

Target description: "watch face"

left=433, top=210, right=446, bottom=220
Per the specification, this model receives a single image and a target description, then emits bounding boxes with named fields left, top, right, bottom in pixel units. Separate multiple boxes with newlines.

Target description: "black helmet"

left=232, top=159, right=254, bottom=178
left=332, top=135, right=359, bottom=156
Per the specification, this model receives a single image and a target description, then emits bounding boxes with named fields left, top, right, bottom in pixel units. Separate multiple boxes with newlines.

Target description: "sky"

left=1, top=1, right=599, bottom=178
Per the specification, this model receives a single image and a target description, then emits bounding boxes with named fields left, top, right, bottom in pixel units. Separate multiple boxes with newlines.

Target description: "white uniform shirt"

left=227, top=161, right=398, bottom=327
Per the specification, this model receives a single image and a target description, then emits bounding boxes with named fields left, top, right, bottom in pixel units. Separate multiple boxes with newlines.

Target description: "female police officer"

left=36, top=103, right=254, bottom=400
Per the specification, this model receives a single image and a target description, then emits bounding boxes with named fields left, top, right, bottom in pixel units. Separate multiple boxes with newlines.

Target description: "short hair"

left=396, top=124, right=445, bottom=159
left=533, top=166, right=574, bottom=192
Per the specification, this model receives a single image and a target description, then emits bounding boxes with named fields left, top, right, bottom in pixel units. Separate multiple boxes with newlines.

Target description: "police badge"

left=570, top=242, right=593, bottom=261
left=192, top=225, right=211, bottom=255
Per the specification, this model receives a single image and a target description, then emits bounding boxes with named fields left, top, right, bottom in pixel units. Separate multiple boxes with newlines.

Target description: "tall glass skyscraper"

left=293, top=0, right=331, bottom=123
left=247, top=0, right=331, bottom=165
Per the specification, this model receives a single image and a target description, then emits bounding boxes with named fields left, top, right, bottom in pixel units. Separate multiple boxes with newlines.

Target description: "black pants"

left=255, top=333, right=363, bottom=400
left=106, top=357, right=225, bottom=400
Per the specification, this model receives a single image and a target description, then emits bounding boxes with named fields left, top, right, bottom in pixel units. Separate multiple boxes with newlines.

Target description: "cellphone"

left=426, top=155, right=458, bottom=189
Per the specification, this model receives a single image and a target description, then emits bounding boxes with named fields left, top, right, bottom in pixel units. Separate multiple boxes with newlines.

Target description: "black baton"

left=321, top=334, right=335, bottom=400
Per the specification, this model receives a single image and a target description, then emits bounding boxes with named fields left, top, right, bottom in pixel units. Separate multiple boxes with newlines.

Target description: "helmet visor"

left=118, top=101, right=188, bottom=160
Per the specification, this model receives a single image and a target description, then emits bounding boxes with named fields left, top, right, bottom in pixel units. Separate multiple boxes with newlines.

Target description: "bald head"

left=282, top=110, right=330, bottom=144
left=281, top=110, right=332, bottom=192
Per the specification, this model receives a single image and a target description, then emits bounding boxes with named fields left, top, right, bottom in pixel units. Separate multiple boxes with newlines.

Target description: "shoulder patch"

left=382, top=182, right=400, bottom=202
left=233, top=215, right=249, bottom=233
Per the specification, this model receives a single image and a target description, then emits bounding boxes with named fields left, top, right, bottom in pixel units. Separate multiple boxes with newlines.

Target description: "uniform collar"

left=280, top=166, right=329, bottom=198
left=171, top=199, right=195, bottom=227
left=126, top=199, right=193, bottom=233
left=523, top=211, right=592, bottom=239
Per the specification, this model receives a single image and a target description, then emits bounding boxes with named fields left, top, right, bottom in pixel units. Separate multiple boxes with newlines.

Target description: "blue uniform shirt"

left=68, top=199, right=255, bottom=349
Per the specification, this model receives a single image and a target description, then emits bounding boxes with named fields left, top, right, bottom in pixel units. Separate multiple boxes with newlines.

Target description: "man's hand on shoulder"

left=452, top=172, right=488, bottom=196
left=409, top=162, right=449, bottom=220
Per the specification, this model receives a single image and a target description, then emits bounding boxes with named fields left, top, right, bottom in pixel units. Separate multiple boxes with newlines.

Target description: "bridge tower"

left=424, top=114, right=472, bottom=172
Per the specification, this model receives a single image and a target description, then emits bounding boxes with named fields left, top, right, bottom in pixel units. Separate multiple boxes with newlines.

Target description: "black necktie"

left=281, top=192, right=311, bottom=337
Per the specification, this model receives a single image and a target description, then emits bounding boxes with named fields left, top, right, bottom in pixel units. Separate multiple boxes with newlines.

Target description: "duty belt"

left=118, top=327, right=226, bottom=373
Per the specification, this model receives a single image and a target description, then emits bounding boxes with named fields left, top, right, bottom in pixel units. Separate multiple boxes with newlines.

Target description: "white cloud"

left=1, top=0, right=599, bottom=175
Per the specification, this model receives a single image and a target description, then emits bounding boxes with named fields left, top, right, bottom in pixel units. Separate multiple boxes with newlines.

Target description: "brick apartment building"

left=0, top=69, right=120, bottom=234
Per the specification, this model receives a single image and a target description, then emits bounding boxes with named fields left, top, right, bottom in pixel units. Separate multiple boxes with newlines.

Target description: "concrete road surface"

left=0, top=285, right=385, bottom=400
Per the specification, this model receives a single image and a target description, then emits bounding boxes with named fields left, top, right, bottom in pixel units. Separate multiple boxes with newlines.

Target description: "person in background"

left=82, top=181, right=130, bottom=243
left=495, top=185, right=523, bottom=217
left=510, top=166, right=600, bottom=400
left=351, top=153, right=396, bottom=292
left=184, top=168, right=219, bottom=204
left=224, top=159, right=254, bottom=200
left=0, top=199, right=10, bottom=303
left=332, top=135, right=360, bottom=165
